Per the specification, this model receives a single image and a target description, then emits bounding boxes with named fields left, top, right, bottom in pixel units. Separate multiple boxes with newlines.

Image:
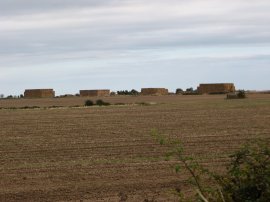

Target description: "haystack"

left=80, top=90, right=110, bottom=97
left=197, top=83, right=235, bottom=94
left=24, top=89, right=55, bottom=98
left=141, top=88, right=169, bottom=96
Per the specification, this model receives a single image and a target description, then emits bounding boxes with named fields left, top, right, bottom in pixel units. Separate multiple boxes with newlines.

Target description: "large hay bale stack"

left=141, top=88, right=169, bottom=96
left=24, top=89, right=55, bottom=98
left=80, top=89, right=110, bottom=97
left=197, top=83, right=235, bottom=94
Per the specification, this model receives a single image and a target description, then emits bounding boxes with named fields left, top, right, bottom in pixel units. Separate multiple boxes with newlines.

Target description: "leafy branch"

left=151, top=129, right=270, bottom=201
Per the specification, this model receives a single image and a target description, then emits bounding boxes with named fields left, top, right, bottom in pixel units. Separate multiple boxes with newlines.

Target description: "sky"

left=0, top=0, right=270, bottom=95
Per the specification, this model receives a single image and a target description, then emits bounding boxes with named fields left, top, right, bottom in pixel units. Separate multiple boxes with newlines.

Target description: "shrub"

left=117, top=90, right=128, bottom=95
left=85, top=100, right=94, bottom=106
left=6, top=95, right=14, bottom=99
left=117, top=89, right=139, bottom=95
left=218, top=141, right=270, bottom=202
left=186, top=87, right=194, bottom=92
left=48, top=105, right=62, bottom=109
left=110, top=91, right=116, bottom=96
left=21, top=106, right=40, bottom=109
left=130, top=89, right=139, bottom=95
left=96, top=99, right=110, bottom=106
left=182, top=88, right=199, bottom=95
left=237, top=90, right=246, bottom=99
left=176, top=88, right=183, bottom=94
left=151, top=130, right=270, bottom=201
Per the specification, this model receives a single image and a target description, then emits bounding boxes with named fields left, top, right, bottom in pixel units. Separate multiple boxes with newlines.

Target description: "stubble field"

left=0, top=94, right=269, bottom=201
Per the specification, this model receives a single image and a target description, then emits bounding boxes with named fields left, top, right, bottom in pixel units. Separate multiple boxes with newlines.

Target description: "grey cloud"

left=0, top=0, right=118, bottom=16
left=0, top=0, right=270, bottom=94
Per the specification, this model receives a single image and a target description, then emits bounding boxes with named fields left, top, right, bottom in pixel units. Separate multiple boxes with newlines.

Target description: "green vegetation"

left=96, top=99, right=110, bottom=106
left=176, top=88, right=184, bottom=94
left=0, top=106, right=41, bottom=110
left=114, top=103, right=126, bottom=105
left=237, top=90, right=246, bottom=99
left=85, top=99, right=94, bottom=106
left=151, top=129, right=270, bottom=202
left=117, top=89, right=139, bottom=95
left=84, top=99, right=111, bottom=107
left=85, top=99, right=110, bottom=106
left=218, top=141, right=270, bottom=202
left=2, top=94, right=23, bottom=99
left=182, top=87, right=199, bottom=95
left=186, top=87, right=194, bottom=92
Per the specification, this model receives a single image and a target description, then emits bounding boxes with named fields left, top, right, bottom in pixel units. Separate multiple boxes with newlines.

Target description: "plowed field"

left=0, top=94, right=269, bottom=201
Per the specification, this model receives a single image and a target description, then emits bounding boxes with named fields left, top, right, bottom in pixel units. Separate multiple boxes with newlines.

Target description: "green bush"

left=130, top=89, right=139, bottom=95
left=151, top=130, right=270, bottom=201
left=6, top=95, right=14, bottom=99
left=96, top=99, right=110, bottom=106
left=176, top=88, right=183, bottom=94
left=237, top=90, right=246, bottom=99
left=85, top=100, right=94, bottom=106
left=21, top=106, right=40, bottom=109
left=117, top=89, right=139, bottom=95
left=186, top=87, right=194, bottom=92
left=110, top=91, right=116, bottom=96
left=219, top=141, right=270, bottom=202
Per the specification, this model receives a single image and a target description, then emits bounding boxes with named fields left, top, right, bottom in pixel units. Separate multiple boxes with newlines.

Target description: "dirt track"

left=0, top=94, right=269, bottom=201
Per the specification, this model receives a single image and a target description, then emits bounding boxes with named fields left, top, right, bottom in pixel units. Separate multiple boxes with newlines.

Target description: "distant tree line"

left=0, top=94, right=24, bottom=99
left=117, top=89, right=139, bottom=95
left=176, top=87, right=198, bottom=95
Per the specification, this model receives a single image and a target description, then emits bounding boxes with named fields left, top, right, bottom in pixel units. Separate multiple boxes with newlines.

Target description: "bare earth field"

left=0, top=94, right=270, bottom=201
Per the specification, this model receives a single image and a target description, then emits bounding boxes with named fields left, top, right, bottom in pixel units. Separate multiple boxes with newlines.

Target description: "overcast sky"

left=1, top=0, right=270, bottom=95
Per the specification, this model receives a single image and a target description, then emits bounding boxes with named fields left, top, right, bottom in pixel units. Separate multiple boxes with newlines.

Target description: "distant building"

left=24, top=89, right=55, bottom=98
left=141, top=88, right=169, bottom=96
left=197, top=83, right=236, bottom=94
left=80, top=90, right=110, bottom=97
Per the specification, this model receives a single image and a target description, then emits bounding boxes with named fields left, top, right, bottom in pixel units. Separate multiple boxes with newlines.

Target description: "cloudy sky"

left=1, top=0, right=270, bottom=95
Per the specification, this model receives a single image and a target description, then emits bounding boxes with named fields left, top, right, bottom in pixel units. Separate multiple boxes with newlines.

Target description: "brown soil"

left=0, top=94, right=269, bottom=201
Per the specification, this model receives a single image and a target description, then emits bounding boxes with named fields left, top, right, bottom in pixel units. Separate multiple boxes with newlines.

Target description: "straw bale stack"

left=141, top=88, right=169, bottom=96
left=197, top=83, right=235, bottom=94
left=80, top=90, right=110, bottom=97
left=24, top=89, right=55, bottom=98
